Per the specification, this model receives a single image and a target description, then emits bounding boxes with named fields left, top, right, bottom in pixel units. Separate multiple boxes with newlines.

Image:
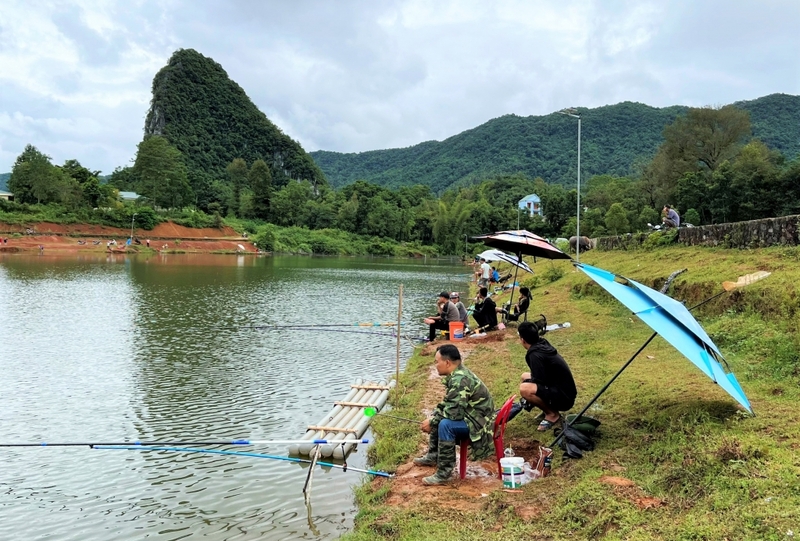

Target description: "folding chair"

left=458, top=394, right=517, bottom=480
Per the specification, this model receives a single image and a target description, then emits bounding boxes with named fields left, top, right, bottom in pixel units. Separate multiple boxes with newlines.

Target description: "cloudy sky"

left=1, top=0, right=798, bottom=175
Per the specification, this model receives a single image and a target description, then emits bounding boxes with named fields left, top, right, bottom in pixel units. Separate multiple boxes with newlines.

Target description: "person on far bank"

left=518, top=321, right=577, bottom=431
left=424, top=291, right=460, bottom=342
left=414, top=344, right=495, bottom=485
left=478, top=258, right=491, bottom=287
left=471, top=287, right=498, bottom=332
left=662, top=205, right=680, bottom=229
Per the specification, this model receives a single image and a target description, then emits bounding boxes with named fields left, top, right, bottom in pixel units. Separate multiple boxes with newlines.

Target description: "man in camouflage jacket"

left=414, top=344, right=496, bottom=485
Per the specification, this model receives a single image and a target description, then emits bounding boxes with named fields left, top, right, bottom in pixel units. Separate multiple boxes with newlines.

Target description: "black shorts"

left=535, top=384, right=575, bottom=412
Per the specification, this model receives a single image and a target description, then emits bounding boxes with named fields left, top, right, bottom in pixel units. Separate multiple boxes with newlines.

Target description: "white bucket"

left=500, top=456, right=525, bottom=488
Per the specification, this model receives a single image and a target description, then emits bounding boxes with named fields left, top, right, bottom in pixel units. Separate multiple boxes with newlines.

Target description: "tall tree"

left=226, top=158, right=248, bottom=217
left=645, top=106, right=751, bottom=204
left=248, top=159, right=272, bottom=220
left=8, top=145, right=59, bottom=204
left=604, top=202, right=630, bottom=235
left=132, top=136, right=193, bottom=209
left=61, top=159, right=102, bottom=207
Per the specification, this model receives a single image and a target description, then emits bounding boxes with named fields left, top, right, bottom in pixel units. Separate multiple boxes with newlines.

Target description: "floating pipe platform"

left=288, top=379, right=396, bottom=458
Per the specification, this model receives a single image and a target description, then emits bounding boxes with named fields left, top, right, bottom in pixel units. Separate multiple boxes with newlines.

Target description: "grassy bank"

left=345, top=245, right=800, bottom=540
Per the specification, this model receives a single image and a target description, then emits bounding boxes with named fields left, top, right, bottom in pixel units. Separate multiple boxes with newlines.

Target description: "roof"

left=118, top=191, right=140, bottom=200
left=518, top=194, right=540, bottom=203
left=0, top=190, right=13, bottom=197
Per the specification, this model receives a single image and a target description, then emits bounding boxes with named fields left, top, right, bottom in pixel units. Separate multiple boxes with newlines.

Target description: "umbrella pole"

left=504, top=252, right=521, bottom=316
left=550, top=268, right=768, bottom=448
left=548, top=332, right=658, bottom=449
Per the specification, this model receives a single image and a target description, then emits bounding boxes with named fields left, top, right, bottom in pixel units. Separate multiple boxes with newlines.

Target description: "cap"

left=450, top=292, right=459, bottom=299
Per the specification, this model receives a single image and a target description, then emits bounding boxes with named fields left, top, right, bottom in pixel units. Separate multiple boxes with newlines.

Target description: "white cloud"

left=0, top=0, right=798, bottom=173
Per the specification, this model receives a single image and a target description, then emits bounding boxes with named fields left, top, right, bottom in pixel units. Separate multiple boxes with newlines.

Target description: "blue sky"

left=1, top=0, right=798, bottom=174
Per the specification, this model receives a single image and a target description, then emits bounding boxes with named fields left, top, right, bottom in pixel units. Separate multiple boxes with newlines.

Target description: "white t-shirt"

left=480, top=262, right=491, bottom=279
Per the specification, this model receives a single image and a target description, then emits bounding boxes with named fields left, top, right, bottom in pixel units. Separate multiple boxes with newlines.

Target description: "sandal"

left=537, top=416, right=562, bottom=432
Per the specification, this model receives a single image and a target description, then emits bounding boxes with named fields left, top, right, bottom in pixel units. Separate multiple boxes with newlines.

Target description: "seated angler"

left=517, top=321, right=577, bottom=431
left=449, top=292, right=469, bottom=329
left=471, top=287, right=498, bottom=332
left=499, top=286, right=531, bottom=322
left=413, top=344, right=495, bottom=485
left=423, top=291, right=460, bottom=342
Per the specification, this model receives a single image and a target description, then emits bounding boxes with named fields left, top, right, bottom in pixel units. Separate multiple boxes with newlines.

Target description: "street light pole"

left=130, top=213, right=137, bottom=243
left=558, top=108, right=582, bottom=261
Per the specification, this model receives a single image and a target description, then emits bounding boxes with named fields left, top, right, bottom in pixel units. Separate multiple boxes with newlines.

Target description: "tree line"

left=4, top=105, right=800, bottom=255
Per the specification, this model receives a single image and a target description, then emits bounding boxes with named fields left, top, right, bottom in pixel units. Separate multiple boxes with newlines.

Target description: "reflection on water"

left=0, top=253, right=469, bottom=540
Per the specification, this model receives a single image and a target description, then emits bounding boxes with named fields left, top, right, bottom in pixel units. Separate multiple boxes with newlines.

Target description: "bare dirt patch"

left=379, top=331, right=540, bottom=511
left=0, top=221, right=254, bottom=254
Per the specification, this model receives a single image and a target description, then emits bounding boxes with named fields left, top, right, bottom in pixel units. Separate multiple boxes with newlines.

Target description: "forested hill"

left=144, top=49, right=325, bottom=188
left=311, top=93, right=800, bottom=193
left=0, top=173, right=9, bottom=191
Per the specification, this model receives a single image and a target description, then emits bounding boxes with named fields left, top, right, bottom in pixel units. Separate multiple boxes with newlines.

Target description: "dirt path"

left=0, top=221, right=257, bottom=254
left=378, top=332, right=544, bottom=518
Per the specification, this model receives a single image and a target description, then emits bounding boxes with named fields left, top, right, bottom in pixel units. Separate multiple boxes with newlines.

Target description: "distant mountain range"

left=0, top=173, right=9, bottom=191
left=310, top=93, right=800, bottom=193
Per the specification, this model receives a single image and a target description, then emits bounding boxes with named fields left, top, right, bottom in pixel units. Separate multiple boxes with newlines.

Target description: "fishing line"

left=93, top=445, right=393, bottom=477
left=0, top=438, right=369, bottom=448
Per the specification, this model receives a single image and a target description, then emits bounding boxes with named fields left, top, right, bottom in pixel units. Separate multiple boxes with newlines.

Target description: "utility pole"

left=558, top=108, right=582, bottom=261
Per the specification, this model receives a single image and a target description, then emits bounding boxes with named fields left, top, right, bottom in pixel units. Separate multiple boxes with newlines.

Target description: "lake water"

left=0, top=253, right=469, bottom=541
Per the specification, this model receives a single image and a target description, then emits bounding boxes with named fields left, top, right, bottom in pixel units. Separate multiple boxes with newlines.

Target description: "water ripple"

left=0, top=254, right=467, bottom=540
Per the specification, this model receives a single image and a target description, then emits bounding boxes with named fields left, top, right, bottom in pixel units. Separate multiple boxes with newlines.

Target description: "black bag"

left=554, top=415, right=600, bottom=459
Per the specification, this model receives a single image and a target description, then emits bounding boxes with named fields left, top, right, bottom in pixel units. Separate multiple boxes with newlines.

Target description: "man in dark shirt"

left=518, top=321, right=577, bottom=431
left=471, top=287, right=498, bottom=332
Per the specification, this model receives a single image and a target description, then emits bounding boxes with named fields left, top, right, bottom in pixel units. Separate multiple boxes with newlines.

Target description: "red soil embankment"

left=0, top=221, right=257, bottom=254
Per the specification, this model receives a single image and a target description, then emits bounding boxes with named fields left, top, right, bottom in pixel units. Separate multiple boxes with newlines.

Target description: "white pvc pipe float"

left=296, top=386, right=374, bottom=455
left=318, top=388, right=379, bottom=457
left=289, top=380, right=362, bottom=455
left=332, top=381, right=395, bottom=459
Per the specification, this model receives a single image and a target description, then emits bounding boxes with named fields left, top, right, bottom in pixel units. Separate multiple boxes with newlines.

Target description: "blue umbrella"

left=576, top=263, right=752, bottom=413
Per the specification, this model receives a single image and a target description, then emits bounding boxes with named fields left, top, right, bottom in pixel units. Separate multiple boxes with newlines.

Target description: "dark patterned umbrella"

left=473, top=230, right=571, bottom=310
left=472, top=230, right=571, bottom=260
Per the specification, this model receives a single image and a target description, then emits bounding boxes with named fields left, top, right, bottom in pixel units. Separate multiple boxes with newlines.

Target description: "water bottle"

left=504, top=447, right=514, bottom=458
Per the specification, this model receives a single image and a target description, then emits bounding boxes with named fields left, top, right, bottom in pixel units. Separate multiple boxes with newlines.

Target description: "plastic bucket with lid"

left=500, top=456, right=525, bottom=488
left=449, top=321, right=465, bottom=341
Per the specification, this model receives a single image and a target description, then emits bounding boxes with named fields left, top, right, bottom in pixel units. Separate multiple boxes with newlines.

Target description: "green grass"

left=344, top=245, right=800, bottom=541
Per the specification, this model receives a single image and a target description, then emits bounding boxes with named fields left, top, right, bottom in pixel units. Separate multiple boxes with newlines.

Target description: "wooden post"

left=396, top=284, right=403, bottom=384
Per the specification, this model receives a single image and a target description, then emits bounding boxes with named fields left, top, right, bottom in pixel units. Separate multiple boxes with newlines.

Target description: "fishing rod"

left=0, top=438, right=369, bottom=448
left=93, top=446, right=393, bottom=478
left=363, top=407, right=420, bottom=424
left=222, top=322, right=404, bottom=329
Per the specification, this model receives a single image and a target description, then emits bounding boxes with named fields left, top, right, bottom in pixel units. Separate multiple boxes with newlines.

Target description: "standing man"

left=414, top=344, right=495, bottom=485
left=478, top=258, right=491, bottom=287
left=662, top=205, right=680, bottom=229
left=517, top=321, right=577, bottom=431
left=423, top=292, right=460, bottom=342
left=471, top=287, right=498, bottom=332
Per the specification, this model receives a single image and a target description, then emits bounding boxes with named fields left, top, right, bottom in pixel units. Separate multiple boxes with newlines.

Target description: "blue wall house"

left=518, top=194, right=543, bottom=217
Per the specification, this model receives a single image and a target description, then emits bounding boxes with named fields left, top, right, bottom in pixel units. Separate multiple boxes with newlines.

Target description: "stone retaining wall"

left=595, top=214, right=800, bottom=250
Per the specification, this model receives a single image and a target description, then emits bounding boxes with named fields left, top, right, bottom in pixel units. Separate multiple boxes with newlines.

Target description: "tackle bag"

left=553, top=415, right=600, bottom=459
